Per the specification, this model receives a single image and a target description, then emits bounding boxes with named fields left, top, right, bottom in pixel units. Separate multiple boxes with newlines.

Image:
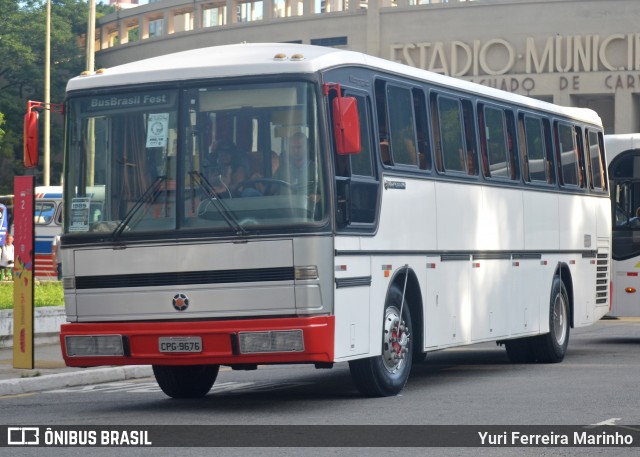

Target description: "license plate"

left=159, top=337, right=203, bottom=353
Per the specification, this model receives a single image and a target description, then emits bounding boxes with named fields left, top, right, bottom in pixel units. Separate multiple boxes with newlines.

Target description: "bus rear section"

left=606, top=134, right=640, bottom=316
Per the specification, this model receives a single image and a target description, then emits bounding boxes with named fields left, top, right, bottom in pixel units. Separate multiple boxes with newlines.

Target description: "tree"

left=0, top=0, right=91, bottom=194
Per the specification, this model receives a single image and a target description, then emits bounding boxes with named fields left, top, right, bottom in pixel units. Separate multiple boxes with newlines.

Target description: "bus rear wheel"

left=152, top=364, right=219, bottom=398
left=349, top=285, right=413, bottom=397
left=532, top=276, right=570, bottom=363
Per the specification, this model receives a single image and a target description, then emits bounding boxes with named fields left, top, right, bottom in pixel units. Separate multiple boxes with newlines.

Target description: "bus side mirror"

left=332, top=96, right=361, bottom=155
left=24, top=110, right=39, bottom=168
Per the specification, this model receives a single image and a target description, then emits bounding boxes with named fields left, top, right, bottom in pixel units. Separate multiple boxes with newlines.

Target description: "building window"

left=237, top=1, right=264, bottom=22
left=203, top=5, right=227, bottom=27
left=148, top=18, right=164, bottom=38
left=310, top=36, right=348, bottom=47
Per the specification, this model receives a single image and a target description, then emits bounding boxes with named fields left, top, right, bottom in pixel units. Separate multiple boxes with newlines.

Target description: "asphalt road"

left=2, top=318, right=639, bottom=457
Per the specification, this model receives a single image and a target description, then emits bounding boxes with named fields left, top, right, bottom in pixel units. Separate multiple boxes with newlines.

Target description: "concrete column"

left=396, top=0, right=409, bottom=8
left=192, top=4, right=200, bottom=30
left=166, top=9, right=175, bottom=34
left=227, top=0, right=236, bottom=24
left=366, top=0, right=380, bottom=57
left=99, top=25, right=109, bottom=49
left=303, top=0, right=314, bottom=16
left=118, top=20, right=129, bottom=44
left=615, top=89, right=634, bottom=133
left=141, top=15, right=150, bottom=39
left=263, top=0, right=274, bottom=19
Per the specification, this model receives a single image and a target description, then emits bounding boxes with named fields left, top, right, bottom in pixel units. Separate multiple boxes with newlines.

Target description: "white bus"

left=44, top=43, right=610, bottom=398
left=605, top=134, right=640, bottom=316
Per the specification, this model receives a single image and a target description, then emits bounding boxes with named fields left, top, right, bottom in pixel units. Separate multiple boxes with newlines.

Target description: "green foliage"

left=0, top=281, right=64, bottom=309
left=0, top=0, right=89, bottom=194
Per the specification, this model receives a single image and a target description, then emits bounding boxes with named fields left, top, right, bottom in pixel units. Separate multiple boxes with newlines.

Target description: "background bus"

left=0, top=195, right=13, bottom=245
left=44, top=43, right=611, bottom=398
left=605, top=134, right=640, bottom=316
left=34, top=186, right=63, bottom=279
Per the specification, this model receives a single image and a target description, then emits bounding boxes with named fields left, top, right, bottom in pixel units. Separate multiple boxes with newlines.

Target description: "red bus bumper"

left=60, top=316, right=335, bottom=367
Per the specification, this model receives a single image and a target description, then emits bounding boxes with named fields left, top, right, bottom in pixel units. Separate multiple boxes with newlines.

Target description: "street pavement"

left=0, top=340, right=152, bottom=396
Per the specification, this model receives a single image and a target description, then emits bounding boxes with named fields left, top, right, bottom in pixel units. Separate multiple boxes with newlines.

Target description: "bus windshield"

left=64, top=81, right=324, bottom=237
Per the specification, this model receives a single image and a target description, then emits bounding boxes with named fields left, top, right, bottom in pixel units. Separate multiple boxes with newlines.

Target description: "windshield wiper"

left=111, top=175, right=167, bottom=240
left=189, top=171, right=248, bottom=236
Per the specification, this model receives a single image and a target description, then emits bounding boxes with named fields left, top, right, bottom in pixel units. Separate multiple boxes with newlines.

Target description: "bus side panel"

left=361, top=178, right=436, bottom=252
left=523, top=191, right=560, bottom=251
left=333, top=248, right=371, bottom=361
left=435, top=181, right=482, bottom=252
left=558, top=194, right=597, bottom=252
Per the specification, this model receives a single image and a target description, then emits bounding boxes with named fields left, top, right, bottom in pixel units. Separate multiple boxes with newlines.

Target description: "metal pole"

left=44, top=0, right=51, bottom=186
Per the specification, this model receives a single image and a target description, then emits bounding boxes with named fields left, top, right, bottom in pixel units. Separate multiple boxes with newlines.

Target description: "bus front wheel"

left=152, top=364, right=219, bottom=399
left=349, top=285, right=413, bottom=397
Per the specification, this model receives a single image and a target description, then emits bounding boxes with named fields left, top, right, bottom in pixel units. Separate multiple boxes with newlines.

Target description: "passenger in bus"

left=0, top=233, right=14, bottom=281
left=52, top=233, right=62, bottom=280
left=280, top=132, right=315, bottom=185
left=203, top=140, right=256, bottom=198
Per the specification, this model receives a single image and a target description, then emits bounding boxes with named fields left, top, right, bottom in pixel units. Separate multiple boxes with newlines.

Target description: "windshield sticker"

left=69, top=197, right=91, bottom=232
left=146, top=113, right=169, bottom=148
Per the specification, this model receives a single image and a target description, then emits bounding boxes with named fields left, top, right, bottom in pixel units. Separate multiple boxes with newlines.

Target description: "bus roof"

left=67, top=42, right=602, bottom=126
left=605, top=133, right=640, bottom=164
left=35, top=186, right=63, bottom=200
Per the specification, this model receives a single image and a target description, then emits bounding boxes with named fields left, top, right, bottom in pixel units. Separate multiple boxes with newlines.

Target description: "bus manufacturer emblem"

left=172, top=293, right=189, bottom=312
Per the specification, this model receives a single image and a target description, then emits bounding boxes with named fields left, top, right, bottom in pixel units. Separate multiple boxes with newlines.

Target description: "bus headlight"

left=238, top=330, right=304, bottom=354
left=65, top=335, right=124, bottom=357
left=62, top=277, right=75, bottom=290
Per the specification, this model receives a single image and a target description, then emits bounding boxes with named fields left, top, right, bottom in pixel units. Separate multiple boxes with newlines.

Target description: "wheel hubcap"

left=553, top=293, right=567, bottom=346
left=382, top=306, right=410, bottom=373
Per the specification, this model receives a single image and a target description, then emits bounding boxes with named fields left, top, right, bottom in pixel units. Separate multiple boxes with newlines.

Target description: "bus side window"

left=374, top=80, right=391, bottom=166
left=436, top=95, right=466, bottom=173
left=556, top=122, right=580, bottom=187
left=542, top=119, right=556, bottom=184
left=430, top=93, right=443, bottom=172
left=412, top=88, right=431, bottom=171
left=518, top=115, right=529, bottom=181
left=505, top=110, right=519, bottom=180
left=522, top=115, right=552, bottom=184
left=574, top=126, right=587, bottom=188
left=586, top=129, right=606, bottom=190
left=387, top=85, right=419, bottom=167
left=462, top=99, right=478, bottom=176
left=481, top=105, right=510, bottom=179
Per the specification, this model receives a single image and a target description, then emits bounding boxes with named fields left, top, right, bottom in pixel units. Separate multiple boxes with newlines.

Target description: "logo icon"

left=172, top=293, right=189, bottom=312
left=7, top=427, right=40, bottom=445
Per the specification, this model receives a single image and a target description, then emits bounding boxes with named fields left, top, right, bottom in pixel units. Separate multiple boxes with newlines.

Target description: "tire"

left=349, top=285, right=413, bottom=397
left=532, top=276, right=570, bottom=363
left=152, top=364, right=219, bottom=399
left=504, top=337, right=536, bottom=363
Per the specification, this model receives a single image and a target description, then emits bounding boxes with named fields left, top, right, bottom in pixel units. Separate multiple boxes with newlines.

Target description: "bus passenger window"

left=481, top=105, right=511, bottom=179
left=574, top=126, right=587, bottom=188
left=387, top=85, right=418, bottom=167
left=522, top=115, right=549, bottom=183
left=462, top=100, right=478, bottom=176
left=556, top=122, right=579, bottom=186
left=412, top=88, right=431, bottom=171
left=586, top=130, right=606, bottom=190
left=437, top=96, right=466, bottom=173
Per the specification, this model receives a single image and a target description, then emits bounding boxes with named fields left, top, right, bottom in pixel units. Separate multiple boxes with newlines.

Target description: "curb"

left=0, top=306, right=67, bottom=349
left=0, top=365, right=153, bottom=396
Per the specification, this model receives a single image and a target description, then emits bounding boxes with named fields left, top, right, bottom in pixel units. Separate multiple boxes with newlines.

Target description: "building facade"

left=95, top=0, right=640, bottom=133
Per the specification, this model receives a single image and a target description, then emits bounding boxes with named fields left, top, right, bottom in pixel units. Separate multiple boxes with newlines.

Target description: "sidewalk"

left=0, top=339, right=152, bottom=396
